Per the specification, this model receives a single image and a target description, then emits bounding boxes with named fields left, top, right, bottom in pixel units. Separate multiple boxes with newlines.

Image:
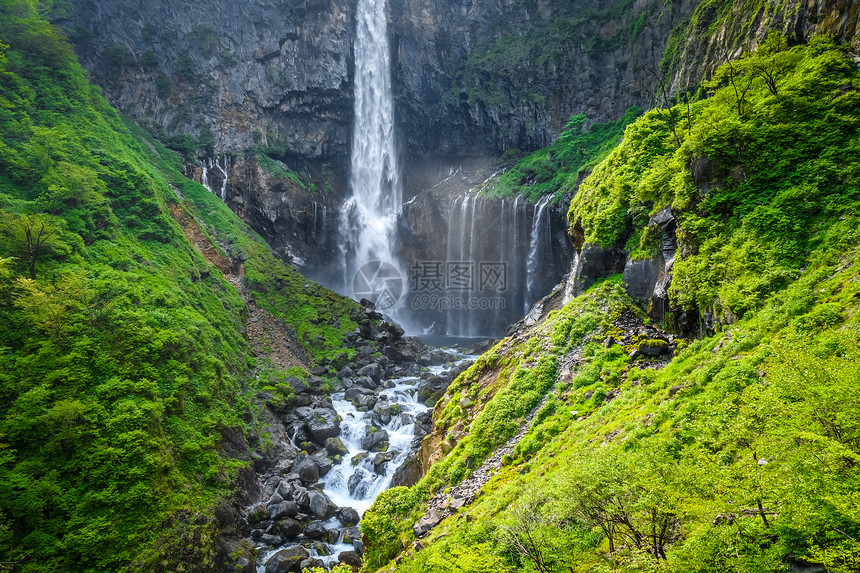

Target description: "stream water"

left=255, top=351, right=474, bottom=571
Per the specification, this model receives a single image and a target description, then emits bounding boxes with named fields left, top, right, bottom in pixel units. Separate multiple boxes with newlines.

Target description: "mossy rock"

left=638, top=338, right=669, bottom=356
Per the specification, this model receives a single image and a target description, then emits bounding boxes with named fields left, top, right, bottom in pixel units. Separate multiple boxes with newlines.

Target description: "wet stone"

left=338, top=550, right=363, bottom=568
left=265, top=545, right=310, bottom=573
left=325, top=436, right=349, bottom=456
left=258, top=533, right=283, bottom=546
left=303, top=520, right=327, bottom=539
left=336, top=506, right=360, bottom=527
left=269, top=501, right=298, bottom=521
left=276, top=517, right=304, bottom=539
left=342, top=526, right=361, bottom=544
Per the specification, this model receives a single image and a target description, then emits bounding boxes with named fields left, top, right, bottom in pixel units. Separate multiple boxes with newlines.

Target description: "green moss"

left=569, top=36, right=860, bottom=320
left=0, top=3, right=359, bottom=569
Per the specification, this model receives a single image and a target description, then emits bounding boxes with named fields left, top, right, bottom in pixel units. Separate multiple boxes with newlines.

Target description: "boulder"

left=284, top=376, right=308, bottom=394
left=354, top=394, right=378, bottom=411
left=265, top=546, right=310, bottom=573
left=372, top=451, right=396, bottom=474
left=360, top=429, right=389, bottom=451
left=258, top=533, right=283, bottom=546
left=337, top=365, right=356, bottom=380
left=342, top=526, right=361, bottom=544
left=299, top=558, right=324, bottom=571
left=335, top=506, right=360, bottom=527
left=638, top=338, right=669, bottom=356
left=293, top=454, right=320, bottom=485
left=325, top=436, right=349, bottom=457
left=344, top=387, right=374, bottom=401
left=276, top=517, right=304, bottom=539
left=306, top=408, right=340, bottom=443
left=413, top=508, right=442, bottom=537
left=269, top=501, right=298, bottom=521
left=303, top=520, right=328, bottom=539
left=355, top=375, right=378, bottom=390
left=417, top=376, right=448, bottom=405
left=247, top=504, right=269, bottom=525
left=310, top=450, right=333, bottom=476
left=372, top=400, right=392, bottom=425
left=357, top=363, right=382, bottom=383
left=307, top=490, right=333, bottom=520
left=292, top=487, right=310, bottom=510
left=338, top=550, right=363, bottom=568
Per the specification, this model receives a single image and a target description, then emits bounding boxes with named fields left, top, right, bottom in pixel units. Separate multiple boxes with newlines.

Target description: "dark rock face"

left=389, top=0, right=695, bottom=159
left=63, top=0, right=694, bottom=161
left=566, top=208, right=678, bottom=325
left=180, top=154, right=344, bottom=276
left=64, top=0, right=353, bottom=157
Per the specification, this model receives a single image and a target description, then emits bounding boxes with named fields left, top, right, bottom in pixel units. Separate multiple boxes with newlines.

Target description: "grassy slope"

left=478, top=108, right=642, bottom=203
left=0, top=1, right=357, bottom=570
left=362, top=36, right=860, bottom=573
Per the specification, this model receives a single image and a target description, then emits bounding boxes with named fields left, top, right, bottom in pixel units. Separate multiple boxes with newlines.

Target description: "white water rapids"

left=255, top=356, right=472, bottom=571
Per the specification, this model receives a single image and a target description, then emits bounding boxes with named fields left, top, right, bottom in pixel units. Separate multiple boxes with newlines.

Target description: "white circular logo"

left=352, top=260, right=403, bottom=310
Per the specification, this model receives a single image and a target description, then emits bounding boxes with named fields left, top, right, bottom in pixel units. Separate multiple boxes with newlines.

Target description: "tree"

left=495, top=493, right=557, bottom=573
left=14, top=272, right=85, bottom=340
left=1, top=213, right=62, bottom=279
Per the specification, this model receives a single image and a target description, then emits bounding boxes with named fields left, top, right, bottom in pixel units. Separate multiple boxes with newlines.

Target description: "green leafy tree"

left=1, top=212, right=64, bottom=279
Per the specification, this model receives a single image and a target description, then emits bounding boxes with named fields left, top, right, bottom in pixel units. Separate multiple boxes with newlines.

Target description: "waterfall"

left=526, top=194, right=553, bottom=312
left=199, top=156, right=230, bottom=203
left=438, top=193, right=556, bottom=337
left=215, top=155, right=229, bottom=202
left=340, top=0, right=402, bottom=304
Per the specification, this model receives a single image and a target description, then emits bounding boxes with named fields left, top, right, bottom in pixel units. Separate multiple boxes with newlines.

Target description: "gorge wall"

left=60, top=0, right=860, bottom=337
left=62, top=0, right=695, bottom=160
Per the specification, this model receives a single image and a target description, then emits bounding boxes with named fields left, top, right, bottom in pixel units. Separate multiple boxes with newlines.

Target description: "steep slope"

left=361, top=34, right=860, bottom=572
left=0, top=2, right=359, bottom=570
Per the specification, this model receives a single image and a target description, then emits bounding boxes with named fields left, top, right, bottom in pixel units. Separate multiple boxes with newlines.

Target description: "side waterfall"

left=442, top=193, right=557, bottom=337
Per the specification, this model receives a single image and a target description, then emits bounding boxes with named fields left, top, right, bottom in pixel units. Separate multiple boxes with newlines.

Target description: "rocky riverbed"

left=223, top=300, right=476, bottom=572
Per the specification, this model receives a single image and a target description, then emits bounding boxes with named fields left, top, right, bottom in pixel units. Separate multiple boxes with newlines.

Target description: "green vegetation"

left=480, top=108, right=641, bottom=202
left=363, top=34, right=860, bottom=573
left=569, top=34, right=860, bottom=318
left=0, top=2, right=357, bottom=569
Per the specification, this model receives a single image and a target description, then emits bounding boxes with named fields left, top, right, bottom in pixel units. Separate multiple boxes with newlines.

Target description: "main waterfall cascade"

left=193, top=0, right=572, bottom=338
left=339, top=0, right=404, bottom=304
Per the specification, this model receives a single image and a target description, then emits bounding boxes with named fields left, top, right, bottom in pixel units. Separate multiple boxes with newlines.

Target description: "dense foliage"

left=0, top=1, right=357, bottom=569
left=362, top=35, right=860, bottom=573
left=480, top=108, right=641, bottom=202
left=569, top=34, right=860, bottom=319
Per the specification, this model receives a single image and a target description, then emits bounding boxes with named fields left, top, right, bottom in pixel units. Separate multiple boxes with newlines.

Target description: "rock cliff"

left=62, top=0, right=695, bottom=160
left=668, top=0, right=860, bottom=95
